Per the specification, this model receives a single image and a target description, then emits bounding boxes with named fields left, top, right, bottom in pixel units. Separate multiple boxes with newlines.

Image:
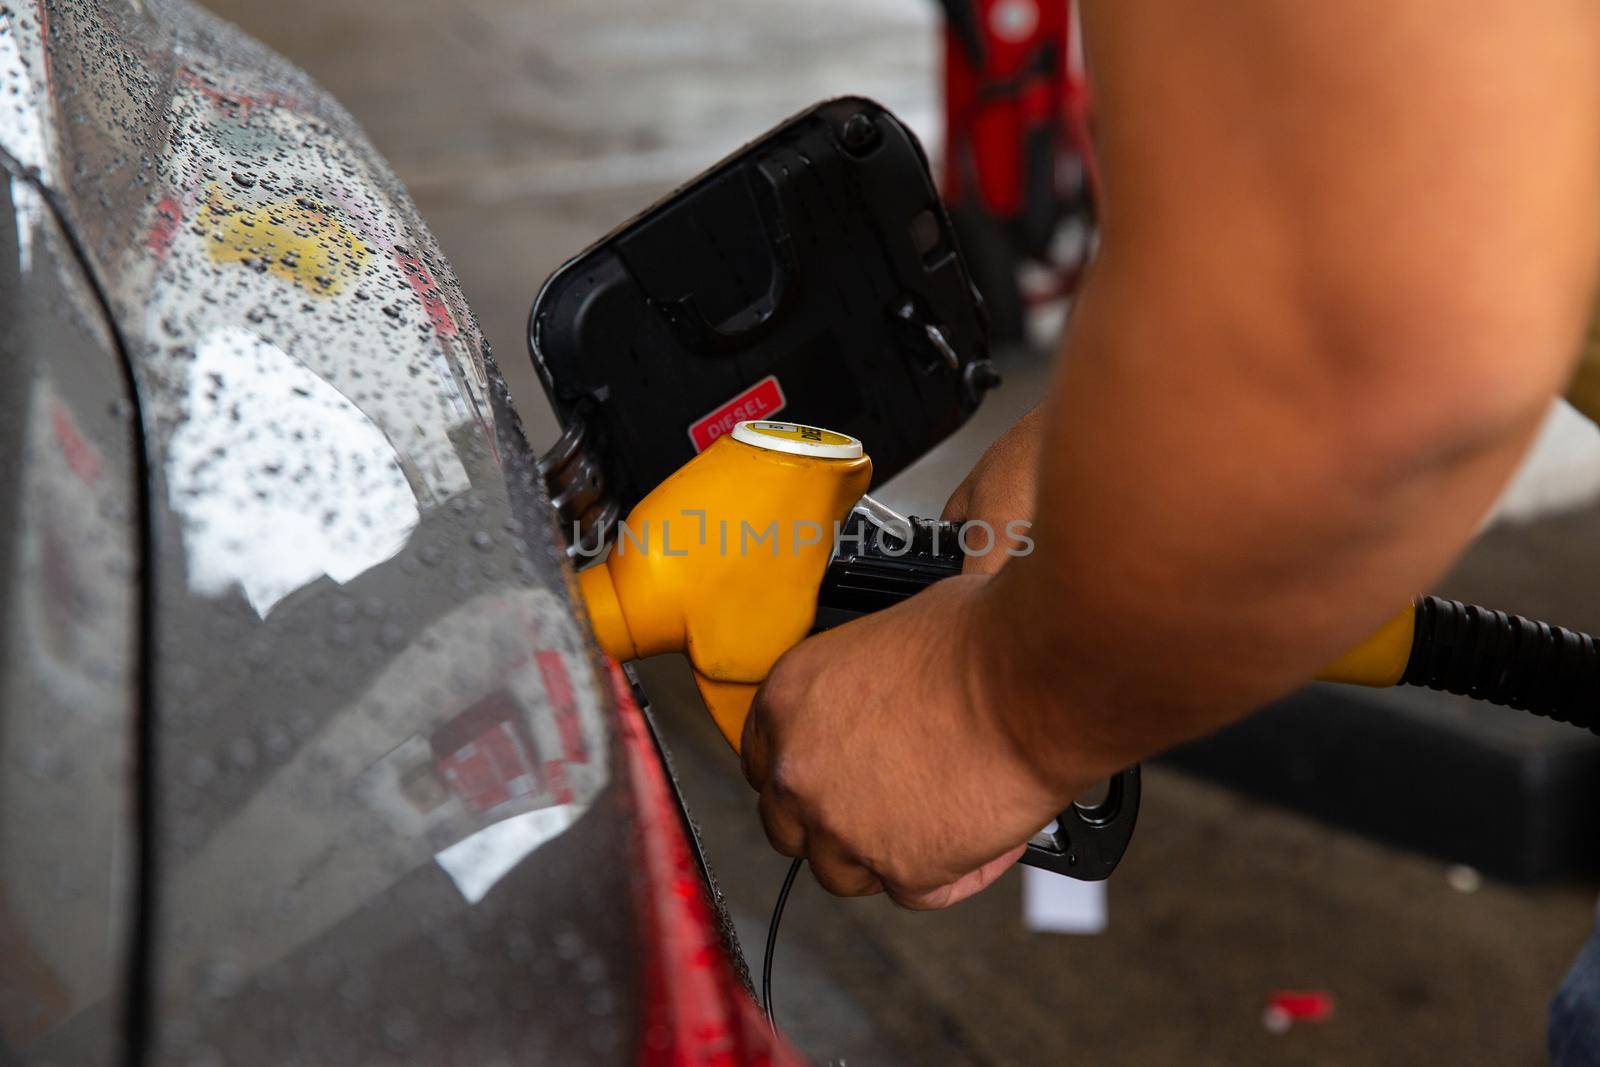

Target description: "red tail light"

left=607, top=664, right=807, bottom=1067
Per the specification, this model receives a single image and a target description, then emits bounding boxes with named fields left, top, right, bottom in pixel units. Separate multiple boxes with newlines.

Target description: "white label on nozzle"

left=731, top=421, right=863, bottom=460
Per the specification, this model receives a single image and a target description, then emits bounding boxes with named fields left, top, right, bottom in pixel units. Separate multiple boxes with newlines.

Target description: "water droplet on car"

left=228, top=737, right=258, bottom=770
left=185, top=754, right=217, bottom=787
left=382, top=1009, right=420, bottom=1051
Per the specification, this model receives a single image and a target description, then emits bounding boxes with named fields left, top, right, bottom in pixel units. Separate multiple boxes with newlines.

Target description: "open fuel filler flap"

left=529, top=97, right=1000, bottom=554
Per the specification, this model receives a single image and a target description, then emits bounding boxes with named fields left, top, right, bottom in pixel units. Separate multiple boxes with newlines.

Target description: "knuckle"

left=765, top=753, right=809, bottom=803
left=812, top=863, right=871, bottom=898
left=763, top=825, right=802, bottom=857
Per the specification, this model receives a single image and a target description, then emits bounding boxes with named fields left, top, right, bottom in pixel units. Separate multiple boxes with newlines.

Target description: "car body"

left=0, top=1, right=789, bottom=1062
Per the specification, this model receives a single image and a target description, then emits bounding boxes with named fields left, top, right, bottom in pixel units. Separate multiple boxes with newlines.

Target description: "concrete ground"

left=200, top=2, right=1600, bottom=1063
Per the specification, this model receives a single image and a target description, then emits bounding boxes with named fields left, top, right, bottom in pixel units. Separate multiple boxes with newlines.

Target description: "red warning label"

left=687, top=376, right=787, bottom=452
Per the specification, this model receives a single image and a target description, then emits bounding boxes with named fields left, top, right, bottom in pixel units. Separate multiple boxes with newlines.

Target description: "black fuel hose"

left=817, top=512, right=1600, bottom=738
left=1401, top=595, right=1600, bottom=735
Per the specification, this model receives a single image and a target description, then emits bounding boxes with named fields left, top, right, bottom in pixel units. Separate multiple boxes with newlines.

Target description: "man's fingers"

left=940, top=481, right=972, bottom=522
left=757, top=788, right=806, bottom=858
left=961, top=542, right=1009, bottom=576
left=740, top=701, right=770, bottom=790
left=937, top=843, right=1028, bottom=907
left=757, top=787, right=883, bottom=898
left=887, top=843, right=1028, bottom=911
left=806, top=836, right=883, bottom=898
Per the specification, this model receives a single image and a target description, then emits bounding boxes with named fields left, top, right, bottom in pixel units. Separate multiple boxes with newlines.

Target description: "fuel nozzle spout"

left=574, top=420, right=872, bottom=750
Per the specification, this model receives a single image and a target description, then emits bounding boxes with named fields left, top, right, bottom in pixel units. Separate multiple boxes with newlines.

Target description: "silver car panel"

left=1, top=1, right=646, bottom=1062
left=0, top=152, right=140, bottom=1067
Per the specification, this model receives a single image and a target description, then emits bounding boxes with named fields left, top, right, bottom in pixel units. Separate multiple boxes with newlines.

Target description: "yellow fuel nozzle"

left=577, top=421, right=873, bottom=751
left=1317, top=602, right=1418, bottom=688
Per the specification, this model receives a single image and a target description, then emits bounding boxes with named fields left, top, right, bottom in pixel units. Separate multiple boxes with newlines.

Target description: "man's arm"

left=1001, top=0, right=1600, bottom=773
left=743, top=0, right=1600, bottom=907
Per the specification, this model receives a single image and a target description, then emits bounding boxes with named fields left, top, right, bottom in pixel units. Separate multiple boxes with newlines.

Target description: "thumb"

left=887, top=843, right=1028, bottom=911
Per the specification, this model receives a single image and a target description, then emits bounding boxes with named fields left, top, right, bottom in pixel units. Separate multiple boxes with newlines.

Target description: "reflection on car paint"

left=435, top=807, right=578, bottom=906
left=0, top=10, right=48, bottom=169
left=168, top=326, right=420, bottom=616
left=432, top=691, right=550, bottom=814
left=198, top=183, right=370, bottom=295
left=158, top=586, right=609, bottom=982
left=8, top=178, right=46, bottom=271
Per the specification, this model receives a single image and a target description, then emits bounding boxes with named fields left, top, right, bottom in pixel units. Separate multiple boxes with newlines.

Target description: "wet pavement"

left=198, top=2, right=1600, bottom=1062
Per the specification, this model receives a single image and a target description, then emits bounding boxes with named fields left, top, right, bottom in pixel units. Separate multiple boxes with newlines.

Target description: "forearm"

left=969, top=0, right=1600, bottom=792
left=979, top=273, right=1551, bottom=785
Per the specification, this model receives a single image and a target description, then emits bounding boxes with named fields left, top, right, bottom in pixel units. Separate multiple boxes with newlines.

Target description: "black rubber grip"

left=1400, top=595, right=1600, bottom=735
left=815, top=514, right=964, bottom=622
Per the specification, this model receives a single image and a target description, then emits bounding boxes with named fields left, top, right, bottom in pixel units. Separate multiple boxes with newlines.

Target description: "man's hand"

left=941, top=407, right=1044, bottom=575
left=741, top=576, right=1087, bottom=909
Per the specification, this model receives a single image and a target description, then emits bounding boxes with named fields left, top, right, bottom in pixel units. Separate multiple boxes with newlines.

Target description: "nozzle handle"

left=814, top=505, right=964, bottom=628
left=1022, top=765, right=1141, bottom=881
